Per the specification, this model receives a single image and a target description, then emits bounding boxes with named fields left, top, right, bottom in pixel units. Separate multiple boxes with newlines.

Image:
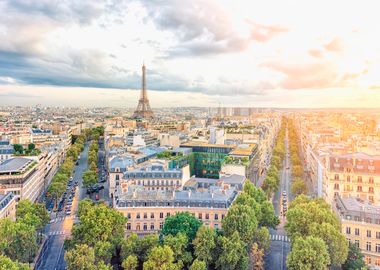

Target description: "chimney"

left=211, top=192, right=214, bottom=199
left=188, top=189, right=192, bottom=198
left=132, top=190, right=137, bottom=199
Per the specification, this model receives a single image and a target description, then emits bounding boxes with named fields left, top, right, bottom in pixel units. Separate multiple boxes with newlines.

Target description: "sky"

left=1, top=0, right=380, bottom=108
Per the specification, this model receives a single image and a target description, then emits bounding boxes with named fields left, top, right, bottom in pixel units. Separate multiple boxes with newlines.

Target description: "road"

left=38, top=142, right=90, bottom=270
left=265, top=128, right=292, bottom=270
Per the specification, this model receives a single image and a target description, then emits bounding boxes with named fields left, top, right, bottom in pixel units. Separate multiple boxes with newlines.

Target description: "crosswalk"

left=49, top=215, right=76, bottom=223
left=48, top=231, right=68, bottom=236
left=270, top=234, right=291, bottom=242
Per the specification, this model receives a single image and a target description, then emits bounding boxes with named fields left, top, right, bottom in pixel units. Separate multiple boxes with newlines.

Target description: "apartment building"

left=115, top=183, right=238, bottom=234
left=334, top=196, right=380, bottom=269
left=0, top=192, right=16, bottom=220
left=325, top=153, right=380, bottom=205
left=0, top=157, right=43, bottom=202
left=0, top=140, right=14, bottom=161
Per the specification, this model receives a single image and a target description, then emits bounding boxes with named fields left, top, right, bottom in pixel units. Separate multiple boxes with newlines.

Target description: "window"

left=205, top=214, right=209, bottom=220
left=366, top=242, right=372, bottom=251
left=143, top=224, right=147, bottom=231
left=159, top=222, right=163, bottom=229
left=221, top=214, right=225, bottom=220
left=144, top=213, right=147, bottom=219
left=376, top=232, right=380, bottom=239
left=376, top=258, right=380, bottom=266
left=369, top=177, right=374, bottom=184
left=136, top=224, right=140, bottom=230
left=376, top=244, right=380, bottom=253
left=357, top=186, right=362, bottom=192
left=166, top=212, right=170, bottom=217
left=369, top=196, right=374, bottom=203
left=198, top=213, right=202, bottom=219
left=355, top=240, right=359, bottom=248
left=214, top=224, right=219, bottom=229
left=115, top=175, right=119, bottom=180
left=151, top=213, right=154, bottom=219
left=365, top=256, right=372, bottom=265
left=347, top=175, right=351, bottom=182
left=150, top=224, right=155, bottom=230
left=369, top=187, right=374, bottom=193
left=136, top=213, right=140, bottom=219
left=127, top=213, right=131, bottom=219
left=214, top=214, right=219, bottom=220
left=357, top=176, right=362, bottom=183
left=160, top=212, right=164, bottom=219
left=127, top=223, right=131, bottom=230
left=346, top=227, right=351, bottom=235
left=334, top=174, right=339, bottom=180
left=367, top=230, right=372, bottom=238
left=355, top=228, right=360, bottom=236
left=334, top=183, right=339, bottom=190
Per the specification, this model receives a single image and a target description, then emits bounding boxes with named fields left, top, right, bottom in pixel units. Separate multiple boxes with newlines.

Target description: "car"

left=286, top=166, right=290, bottom=170
left=65, top=210, right=72, bottom=216
left=99, top=178, right=106, bottom=183
left=76, top=161, right=79, bottom=165
left=282, top=191, right=287, bottom=196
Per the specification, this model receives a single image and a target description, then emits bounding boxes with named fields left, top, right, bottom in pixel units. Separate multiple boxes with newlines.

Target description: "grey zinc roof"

left=340, top=197, right=380, bottom=215
left=118, top=185, right=237, bottom=203
left=0, top=157, right=33, bottom=173
left=109, top=156, right=135, bottom=171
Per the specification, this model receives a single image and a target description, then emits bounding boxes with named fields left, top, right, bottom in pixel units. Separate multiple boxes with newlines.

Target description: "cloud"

left=249, top=22, right=288, bottom=42
left=261, top=61, right=340, bottom=90
left=309, top=49, right=323, bottom=58
left=141, top=0, right=251, bottom=57
left=324, top=37, right=343, bottom=52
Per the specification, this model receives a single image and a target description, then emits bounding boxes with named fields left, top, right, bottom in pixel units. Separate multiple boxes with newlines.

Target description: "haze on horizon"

left=1, top=0, right=380, bottom=108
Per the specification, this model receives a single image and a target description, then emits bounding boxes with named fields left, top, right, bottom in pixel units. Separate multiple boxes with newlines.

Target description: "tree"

left=0, top=219, right=38, bottom=263
left=193, top=226, right=216, bottom=266
left=252, top=227, right=271, bottom=253
left=0, top=255, right=30, bottom=270
left=286, top=236, right=330, bottom=270
left=163, top=233, right=192, bottom=265
left=258, top=201, right=279, bottom=228
left=48, top=181, right=66, bottom=202
left=251, top=243, right=265, bottom=270
left=82, top=170, right=98, bottom=188
left=161, top=212, right=201, bottom=242
left=70, top=200, right=127, bottom=249
left=65, top=244, right=96, bottom=270
left=13, top=144, right=23, bottom=154
left=310, top=223, right=348, bottom=266
left=292, top=165, right=303, bottom=178
left=291, top=178, right=307, bottom=195
left=285, top=198, right=340, bottom=239
left=215, top=232, right=248, bottom=270
left=143, top=245, right=181, bottom=270
left=262, top=176, right=278, bottom=197
left=122, top=255, right=138, bottom=270
left=342, top=242, right=368, bottom=270
left=27, top=143, right=35, bottom=151
left=189, top=259, right=206, bottom=270
left=222, top=204, right=258, bottom=244
left=120, top=233, right=159, bottom=262
left=94, top=241, right=113, bottom=264
left=16, top=200, right=49, bottom=231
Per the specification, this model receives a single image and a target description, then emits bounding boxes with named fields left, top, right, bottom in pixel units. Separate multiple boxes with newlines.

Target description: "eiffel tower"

left=133, top=64, right=154, bottom=119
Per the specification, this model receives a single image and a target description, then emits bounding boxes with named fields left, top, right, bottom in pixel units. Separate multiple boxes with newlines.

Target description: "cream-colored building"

left=324, top=153, right=380, bottom=205
left=0, top=157, right=44, bottom=202
left=0, top=192, right=16, bottom=221
left=115, top=185, right=237, bottom=234
left=334, top=196, right=380, bottom=269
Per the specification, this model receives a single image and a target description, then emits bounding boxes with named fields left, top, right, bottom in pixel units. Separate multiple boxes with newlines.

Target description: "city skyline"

left=1, top=0, right=380, bottom=108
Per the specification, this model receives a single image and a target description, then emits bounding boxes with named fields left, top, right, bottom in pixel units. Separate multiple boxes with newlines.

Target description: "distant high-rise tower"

left=133, top=64, right=154, bottom=119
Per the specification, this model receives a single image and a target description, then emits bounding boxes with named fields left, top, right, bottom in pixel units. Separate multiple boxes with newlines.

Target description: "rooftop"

left=0, top=157, right=34, bottom=174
